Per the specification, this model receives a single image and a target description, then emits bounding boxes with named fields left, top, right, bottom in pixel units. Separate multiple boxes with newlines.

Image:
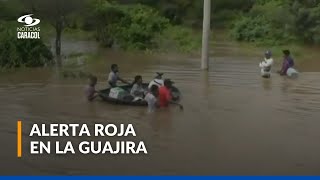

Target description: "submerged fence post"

left=201, top=0, right=211, bottom=70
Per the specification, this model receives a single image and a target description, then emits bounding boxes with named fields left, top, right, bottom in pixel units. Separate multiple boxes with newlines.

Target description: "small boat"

left=99, top=83, right=181, bottom=106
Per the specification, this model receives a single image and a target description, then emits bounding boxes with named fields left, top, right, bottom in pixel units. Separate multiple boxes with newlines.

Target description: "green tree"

left=22, top=0, right=85, bottom=66
left=0, top=29, right=53, bottom=68
left=0, top=0, right=25, bottom=21
left=230, top=0, right=320, bottom=45
left=90, top=2, right=169, bottom=50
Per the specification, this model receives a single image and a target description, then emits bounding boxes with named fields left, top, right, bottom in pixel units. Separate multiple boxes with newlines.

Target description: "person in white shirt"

left=108, top=64, right=130, bottom=87
left=144, top=85, right=159, bottom=113
left=148, top=72, right=164, bottom=89
left=130, top=75, right=147, bottom=101
left=259, top=51, right=274, bottom=78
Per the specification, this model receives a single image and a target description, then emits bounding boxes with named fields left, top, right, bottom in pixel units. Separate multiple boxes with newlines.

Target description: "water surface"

left=0, top=41, right=320, bottom=175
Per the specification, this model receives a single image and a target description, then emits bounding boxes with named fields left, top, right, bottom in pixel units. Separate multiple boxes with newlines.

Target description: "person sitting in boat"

left=108, top=64, right=130, bottom=87
left=148, top=72, right=164, bottom=89
left=278, top=50, right=295, bottom=76
left=144, top=85, right=159, bottom=113
left=85, top=75, right=99, bottom=101
left=259, top=50, right=274, bottom=78
left=130, top=75, right=147, bottom=100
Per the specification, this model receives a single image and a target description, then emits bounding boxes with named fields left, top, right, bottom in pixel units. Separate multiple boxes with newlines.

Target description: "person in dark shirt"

left=279, top=50, right=295, bottom=76
left=85, top=76, right=98, bottom=101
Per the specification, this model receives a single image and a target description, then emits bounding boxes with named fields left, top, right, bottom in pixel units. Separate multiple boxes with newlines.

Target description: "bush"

left=231, top=14, right=295, bottom=45
left=155, top=26, right=201, bottom=53
left=88, top=2, right=200, bottom=52
left=213, top=0, right=253, bottom=12
left=231, top=16, right=271, bottom=42
left=0, top=29, right=53, bottom=68
left=112, top=4, right=170, bottom=50
left=91, top=1, right=127, bottom=47
left=291, top=3, right=320, bottom=44
left=230, top=0, right=292, bottom=45
left=91, top=3, right=170, bottom=50
left=0, top=0, right=25, bottom=21
left=212, top=10, right=242, bottom=28
left=230, top=0, right=320, bottom=45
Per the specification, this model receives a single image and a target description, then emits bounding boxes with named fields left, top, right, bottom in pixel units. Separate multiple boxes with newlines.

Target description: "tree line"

left=1, top=0, right=319, bottom=68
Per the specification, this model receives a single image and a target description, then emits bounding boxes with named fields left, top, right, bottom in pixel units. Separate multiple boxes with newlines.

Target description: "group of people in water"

left=85, top=49, right=297, bottom=112
left=259, top=49, right=298, bottom=78
left=85, top=64, right=177, bottom=113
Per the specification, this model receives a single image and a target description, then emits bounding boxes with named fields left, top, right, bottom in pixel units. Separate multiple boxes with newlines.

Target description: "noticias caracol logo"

left=17, top=14, right=41, bottom=39
left=17, top=14, right=40, bottom=26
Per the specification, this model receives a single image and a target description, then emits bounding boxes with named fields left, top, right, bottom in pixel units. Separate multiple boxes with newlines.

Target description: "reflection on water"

left=262, top=78, right=272, bottom=91
left=0, top=41, right=320, bottom=175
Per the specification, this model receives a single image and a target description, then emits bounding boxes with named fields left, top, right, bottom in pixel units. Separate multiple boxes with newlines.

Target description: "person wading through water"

left=158, top=79, right=183, bottom=110
left=259, top=50, right=274, bottom=78
left=278, top=50, right=295, bottom=76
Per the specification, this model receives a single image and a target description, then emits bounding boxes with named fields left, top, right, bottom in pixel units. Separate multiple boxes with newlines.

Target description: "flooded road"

left=0, top=41, right=320, bottom=175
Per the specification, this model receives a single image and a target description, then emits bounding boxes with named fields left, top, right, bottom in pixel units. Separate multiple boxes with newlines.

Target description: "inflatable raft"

left=99, top=83, right=181, bottom=106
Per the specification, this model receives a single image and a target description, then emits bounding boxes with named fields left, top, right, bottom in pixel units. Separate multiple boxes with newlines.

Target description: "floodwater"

left=0, top=40, right=320, bottom=175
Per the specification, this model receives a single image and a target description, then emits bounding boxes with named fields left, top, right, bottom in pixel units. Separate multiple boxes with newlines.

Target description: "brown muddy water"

left=0, top=41, right=320, bottom=175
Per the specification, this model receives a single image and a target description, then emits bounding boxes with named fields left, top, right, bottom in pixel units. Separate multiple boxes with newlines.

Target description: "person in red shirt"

left=158, top=79, right=173, bottom=107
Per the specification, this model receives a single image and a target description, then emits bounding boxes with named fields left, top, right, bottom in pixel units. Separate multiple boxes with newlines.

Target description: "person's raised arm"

left=118, top=76, right=130, bottom=85
left=88, top=93, right=99, bottom=101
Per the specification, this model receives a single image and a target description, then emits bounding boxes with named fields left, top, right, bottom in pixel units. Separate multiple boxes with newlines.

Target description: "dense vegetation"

left=0, top=23, right=53, bottom=68
left=125, top=0, right=320, bottom=45
left=88, top=2, right=170, bottom=50
left=84, top=1, right=201, bottom=51
left=0, top=0, right=320, bottom=68
left=231, top=0, right=320, bottom=45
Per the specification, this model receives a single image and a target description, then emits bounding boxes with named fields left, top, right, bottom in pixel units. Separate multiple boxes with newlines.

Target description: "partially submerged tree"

left=23, top=0, right=85, bottom=66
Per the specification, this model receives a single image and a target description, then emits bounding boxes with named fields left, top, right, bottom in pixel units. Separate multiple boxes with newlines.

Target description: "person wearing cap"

left=158, top=79, right=174, bottom=108
left=259, top=50, right=274, bottom=78
left=279, top=50, right=295, bottom=76
left=148, top=72, right=164, bottom=89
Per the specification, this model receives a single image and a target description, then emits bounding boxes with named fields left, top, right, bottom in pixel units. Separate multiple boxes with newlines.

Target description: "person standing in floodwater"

left=279, top=50, right=295, bottom=76
left=259, top=50, right=274, bottom=78
left=158, top=79, right=173, bottom=108
left=148, top=72, right=164, bottom=89
left=108, top=64, right=130, bottom=87
left=144, top=85, right=159, bottom=113
left=85, top=76, right=99, bottom=101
